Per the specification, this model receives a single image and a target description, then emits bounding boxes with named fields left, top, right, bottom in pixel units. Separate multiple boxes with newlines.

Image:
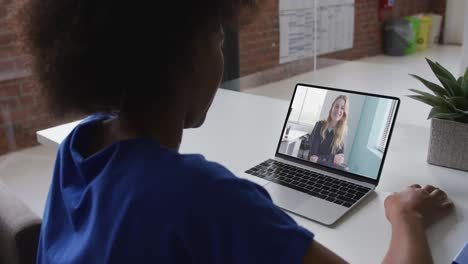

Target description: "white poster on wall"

left=279, top=0, right=355, bottom=64
left=279, top=0, right=315, bottom=64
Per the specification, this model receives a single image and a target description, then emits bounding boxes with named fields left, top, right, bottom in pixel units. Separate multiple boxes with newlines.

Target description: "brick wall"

left=0, top=1, right=24, bottom=73
left=0, top=1, right=64, bottom=155
left=239, top=0, right=279, bottom=77
left=430, top=0, right=447, bottom=16
left=239, top=0, right=447, bottom=76
left=0, top=77, right=56, bottom=155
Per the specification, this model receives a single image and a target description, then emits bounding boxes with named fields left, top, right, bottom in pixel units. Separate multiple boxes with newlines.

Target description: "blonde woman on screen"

left=308, top=95, right=348, bottom=168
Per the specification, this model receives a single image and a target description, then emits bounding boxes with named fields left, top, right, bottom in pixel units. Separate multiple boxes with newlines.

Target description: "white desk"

left=37, top=88, right=468, bottom=264
left=246, top=60, right=437, bottom=128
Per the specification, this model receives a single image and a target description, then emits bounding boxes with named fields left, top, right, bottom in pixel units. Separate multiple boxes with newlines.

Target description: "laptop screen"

left=277, top=84, right=399, bottom=180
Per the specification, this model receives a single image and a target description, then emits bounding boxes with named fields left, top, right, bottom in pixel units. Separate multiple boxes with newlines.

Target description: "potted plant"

left=409, top=58, right=468, bottom=171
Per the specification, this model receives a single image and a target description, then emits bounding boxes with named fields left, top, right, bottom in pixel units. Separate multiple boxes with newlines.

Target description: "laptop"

left=244, top=83, right=400, bottom=226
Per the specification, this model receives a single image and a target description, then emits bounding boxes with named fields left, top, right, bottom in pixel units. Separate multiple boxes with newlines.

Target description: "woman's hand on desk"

left=309, top=156, right=318, bottom=163
left=302, top=184, right=454, bottom=264
left=384, top=184, right=454, bottom=228
left=382, top=185, right=454, bottom=264
left=333, top=154, right=344, bottom=165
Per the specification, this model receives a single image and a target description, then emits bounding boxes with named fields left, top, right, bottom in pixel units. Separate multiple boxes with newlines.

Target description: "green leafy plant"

left=409, top=58, right=468, bottom=123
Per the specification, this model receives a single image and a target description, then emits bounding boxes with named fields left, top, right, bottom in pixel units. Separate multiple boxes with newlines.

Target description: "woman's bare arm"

left=301, top=185, right=454, bottom=264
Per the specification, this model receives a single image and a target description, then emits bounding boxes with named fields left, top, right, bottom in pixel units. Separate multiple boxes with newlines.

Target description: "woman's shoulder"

left=139, top=153, right=269, bottom=214
left=168, top=155, right=267, bottom=200
left=314, top=120, right=326, bottom=129
left=117, top=150, right=256, bottom=209
left=141, top=150, right=243, bottom=189
left=177, top=158, right=272, bottom=215
left=95, top=139, right=239, bottom=195
left=175, top=154, right=238, bottom=182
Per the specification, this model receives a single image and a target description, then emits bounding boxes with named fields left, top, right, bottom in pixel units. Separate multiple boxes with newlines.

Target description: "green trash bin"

left=403, top=16, right=420, bottom=55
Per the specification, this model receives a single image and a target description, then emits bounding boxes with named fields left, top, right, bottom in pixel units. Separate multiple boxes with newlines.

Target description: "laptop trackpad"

left=264, top=182, right=347, bottom=226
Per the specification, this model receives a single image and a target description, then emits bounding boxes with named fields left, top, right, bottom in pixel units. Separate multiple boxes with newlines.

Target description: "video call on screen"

left=279, top=86, right=398, bottom=180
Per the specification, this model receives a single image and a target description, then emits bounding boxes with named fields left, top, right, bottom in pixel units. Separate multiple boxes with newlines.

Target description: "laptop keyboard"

left=245, top=159, right=371, bottom=208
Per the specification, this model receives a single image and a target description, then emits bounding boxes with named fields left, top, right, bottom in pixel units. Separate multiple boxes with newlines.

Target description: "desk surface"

left=245, top=60, right=436, bottom=128
left=37, top=88, right=468, bottom=264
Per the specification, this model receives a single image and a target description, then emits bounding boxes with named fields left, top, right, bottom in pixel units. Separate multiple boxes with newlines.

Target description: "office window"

left=289, top=86, right=307, bottom=122
left=289, top=86, right=327, bottom=126
left=378, top=100, right=397, bottom=152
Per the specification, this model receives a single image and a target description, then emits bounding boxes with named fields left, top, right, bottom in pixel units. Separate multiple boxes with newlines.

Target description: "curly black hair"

left=14, top=0, right=257, bottom=116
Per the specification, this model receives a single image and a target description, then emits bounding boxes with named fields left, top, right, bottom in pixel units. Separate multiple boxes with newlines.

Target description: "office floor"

left=0, top=45, right=462, bottom=217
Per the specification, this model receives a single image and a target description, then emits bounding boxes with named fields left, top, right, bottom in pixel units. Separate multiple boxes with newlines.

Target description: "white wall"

left=460, top=0, right=468, bottom=74
left=444, top=0, right=466, bottom=45
left=319, top=91, right=365, bottom=162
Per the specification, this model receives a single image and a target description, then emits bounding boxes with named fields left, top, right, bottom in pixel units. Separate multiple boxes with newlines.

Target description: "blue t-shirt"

left=37, top=114, right=314, bottom=263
